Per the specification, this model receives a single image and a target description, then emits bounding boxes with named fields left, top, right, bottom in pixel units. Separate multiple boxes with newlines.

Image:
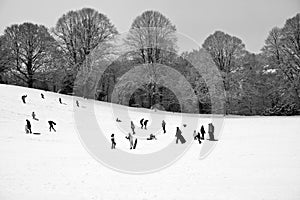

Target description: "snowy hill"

left=0, top=84, right=300, bottom=199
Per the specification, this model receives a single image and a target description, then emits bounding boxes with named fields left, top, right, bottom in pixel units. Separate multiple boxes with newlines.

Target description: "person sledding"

left=147, top=133, right=157, bottom=140
left=48, top=120, right=56, bottom=132
left=175, top=127, right=186, bottom=144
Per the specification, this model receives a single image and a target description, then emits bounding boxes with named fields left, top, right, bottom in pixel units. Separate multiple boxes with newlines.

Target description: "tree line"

left=0, top=8, right=299, bottom=115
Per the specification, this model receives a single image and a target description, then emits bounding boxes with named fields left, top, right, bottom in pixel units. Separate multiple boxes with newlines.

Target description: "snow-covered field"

left=0, top=84, right=300, bottom=199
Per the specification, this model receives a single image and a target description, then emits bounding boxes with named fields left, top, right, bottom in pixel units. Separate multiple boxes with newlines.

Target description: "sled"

left=178, top=134, right=186, bottom=144
left=133, top=138, right=138, bottom=149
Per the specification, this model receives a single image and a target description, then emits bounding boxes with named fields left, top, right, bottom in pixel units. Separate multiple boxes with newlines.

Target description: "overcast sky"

left=0, top=0, right=299, bottom=53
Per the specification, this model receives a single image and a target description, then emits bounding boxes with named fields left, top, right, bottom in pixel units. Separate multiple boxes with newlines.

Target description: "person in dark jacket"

left=32, top=112, right=39, bottom=121
left=25, top=119, right=32, bottom=134
left=200, top=125, right=206, bottom=140
left=111, top=134, right=116, bottom=149
left=144, top=119, right=149, bottom=130
left=162, top=120, right=166, bottom=133
left=48, top=120, right=56, bottom=132
left=140, top=118, right=144, bottom=129
left=21, top=95, right=27, bottom=104
left=59, top=98, right=62, bottom=104
left=193, top=130, right=201, bottom=144
left=41, top=93, right=44, bottom=99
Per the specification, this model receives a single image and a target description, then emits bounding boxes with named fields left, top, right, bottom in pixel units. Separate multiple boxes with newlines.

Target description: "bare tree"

left=262, top=13, right=300, bottom=113
left=3, top=23, right=55, bottom=88
left=203, top=31, right=245, bottom=114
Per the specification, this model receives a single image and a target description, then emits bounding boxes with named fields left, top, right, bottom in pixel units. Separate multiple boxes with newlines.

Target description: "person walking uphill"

left=48, top=120, right=56, bottom=132
left=131, top=121, right=135, bottom=134
left=140, top=118, right=144, bottom=129
left=144, top=119, right=149, bottom=130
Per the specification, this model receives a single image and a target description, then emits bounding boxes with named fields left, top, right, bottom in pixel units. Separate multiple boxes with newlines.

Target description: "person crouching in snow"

left=147, top=133, right=157, bottom=140
left=111, top=134, right=116, bottom=149
left=48, top=120, right=56, bottom=132
left=193, top=130, right=201, bottom=144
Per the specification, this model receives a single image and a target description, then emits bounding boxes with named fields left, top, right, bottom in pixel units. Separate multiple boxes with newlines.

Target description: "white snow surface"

left=0, top=84, right=300, bottom=199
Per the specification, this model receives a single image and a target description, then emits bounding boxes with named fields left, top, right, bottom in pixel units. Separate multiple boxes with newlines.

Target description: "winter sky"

left=0, top=0, right=299, bottom=53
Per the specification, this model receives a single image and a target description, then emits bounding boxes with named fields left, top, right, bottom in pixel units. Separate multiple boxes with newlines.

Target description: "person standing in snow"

left=208, top=123, right=215, bottom=141
left=25, top=119, right=32, bottom=134
left=200, top=125, right=206, bottom=140
left=162, top=120, right=166, bottom=133
left=32, top=112, right=39, bottom=121
left=21, top=95, right=27, bottom=104
left=48, top=120, right=56, bottom=132
left=131, top=121, right=135, bottom=134
left=76, top=100, right=79, bottom=107
left=140, top=118, right=144, bottom=129
left=41, top=93, right=44, bottom=99
left=144, top=119, right=149, bottom=130
left=59, top=98, right=62, bottom=104
left=111, top=134, right=116, bottom=149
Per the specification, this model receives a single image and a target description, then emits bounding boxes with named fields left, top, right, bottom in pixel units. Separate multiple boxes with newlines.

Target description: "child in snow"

left=48, top=120, right=56, bottom=132
left=193, top=130, right=201, bottom=144
left=76, top=100, right=79, bottom=107
left=21, top=95, right=27, bottom=104
left=41, top=93, right=44, bottom=99
left=32, top=112, right=39, bottom=121
left=144, top=119, right=149, bottom=130
left=59, top=98, right=62, bottom=104
left=140, top=118, right=144, bottom=129
left=111, top=134, right=116, bottom=149
left=162, top=120, right=166, bottom=133
left=25, top=119, right=32, bottom=134
left=116, top=118, right=121, bottom=122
